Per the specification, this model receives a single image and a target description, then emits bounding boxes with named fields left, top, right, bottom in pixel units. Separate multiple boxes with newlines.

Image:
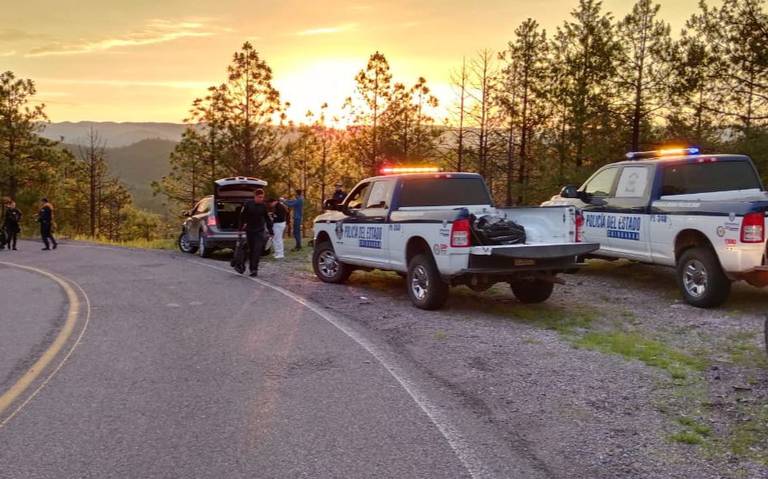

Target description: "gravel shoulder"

left=251, top=250, right=768, bottom=479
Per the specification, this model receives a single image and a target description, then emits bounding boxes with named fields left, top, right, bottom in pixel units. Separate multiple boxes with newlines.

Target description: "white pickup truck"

left=311, top=171, right=598, bottom=309
left=545, top=149, right=768, bottom=308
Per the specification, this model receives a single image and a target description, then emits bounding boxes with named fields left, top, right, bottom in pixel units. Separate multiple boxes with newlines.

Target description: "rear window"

left=399, top=177, right=491, bottom=207
left=661, top=161, right=762, bottom=196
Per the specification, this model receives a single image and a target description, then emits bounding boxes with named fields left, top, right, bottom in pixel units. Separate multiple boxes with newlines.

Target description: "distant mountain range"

left=61, top=137, right=178, bottom=214
left=42, top=121, right=187, bottom=147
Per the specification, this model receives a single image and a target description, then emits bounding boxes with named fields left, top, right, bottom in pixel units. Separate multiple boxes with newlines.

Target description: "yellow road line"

left=0, top=262, right=81, bottom=418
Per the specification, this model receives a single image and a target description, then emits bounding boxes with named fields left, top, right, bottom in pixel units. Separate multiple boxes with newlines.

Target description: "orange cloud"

left=26, top=19, right=229, bottom=57
left=295, top=23, right=358, bottom=36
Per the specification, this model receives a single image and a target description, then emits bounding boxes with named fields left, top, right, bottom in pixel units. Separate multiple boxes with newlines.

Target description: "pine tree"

left=224, top=42, right=285, bottom=176
left=551, top=0, right=620, bottom=168
left=615, top=0, right=673, bottom=151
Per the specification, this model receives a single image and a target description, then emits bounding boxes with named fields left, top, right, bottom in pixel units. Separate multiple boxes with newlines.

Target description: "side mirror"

left=559, top=185, right=579, bottom=199
left=323, top=199, right=341, bottom=211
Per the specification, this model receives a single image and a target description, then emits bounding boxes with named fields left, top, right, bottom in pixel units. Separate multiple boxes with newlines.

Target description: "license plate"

left=514, top=259, right=535, bottom=266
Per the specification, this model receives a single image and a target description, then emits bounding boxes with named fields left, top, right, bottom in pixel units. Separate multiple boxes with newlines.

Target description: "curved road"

left=0, top=241, right=546, bottom=479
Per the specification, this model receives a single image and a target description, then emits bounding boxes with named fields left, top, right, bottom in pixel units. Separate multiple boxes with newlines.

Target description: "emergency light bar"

left=380, top=166, right=441, bottom=174
left=625, top=147, right=700, bottom=160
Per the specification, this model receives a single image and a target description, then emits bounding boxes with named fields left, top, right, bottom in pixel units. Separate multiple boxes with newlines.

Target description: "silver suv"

left=178, top=177, right=271, bottom=257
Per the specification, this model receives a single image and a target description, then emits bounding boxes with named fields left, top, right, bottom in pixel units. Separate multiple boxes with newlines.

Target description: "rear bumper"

left=199, top=230, right=242, bottom=248
left=731, top=266, right=768, bottom=287
left=456, top=242, right=599, bottom=276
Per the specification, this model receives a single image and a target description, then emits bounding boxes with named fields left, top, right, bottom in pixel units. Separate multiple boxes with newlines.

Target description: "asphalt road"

left=0, top=241, right=545, bottom=479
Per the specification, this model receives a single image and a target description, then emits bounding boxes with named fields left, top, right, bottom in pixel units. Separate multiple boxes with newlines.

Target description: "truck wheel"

left=313, top=242, right=352, bottom=284
left=178, top=231, right=197, bottom=254
left=198, top=230, right=212, bottom=258
left=677, top=247, right=731, bottom=308
left=510, top=279, right=554, bottom=303
left=407, top=254, right=449, bottom=310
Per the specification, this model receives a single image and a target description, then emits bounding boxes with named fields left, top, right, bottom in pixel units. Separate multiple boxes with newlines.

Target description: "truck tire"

left=510, top=279, right=554, bottom=303
left=178, top=231, right=197, bottom=254
left=407, top=253, right=450, bottom=310
left=313, top=241, right=352, bottom=284
left=677, top=247, right=731, bottom=308
left=198, top=230, right=213, bottom=258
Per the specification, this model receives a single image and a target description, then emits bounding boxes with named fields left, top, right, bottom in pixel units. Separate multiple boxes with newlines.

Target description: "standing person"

left=3, top=199, right=22, bottom=251
left=283, top=190, right=304, bottom=251
left=331, top=182, right=347, bottom=207
left=239, top=189, right=273, bottom=277
left=267, top=198, right=288, bottom=259
left=38, top=198, right=57, bottom=251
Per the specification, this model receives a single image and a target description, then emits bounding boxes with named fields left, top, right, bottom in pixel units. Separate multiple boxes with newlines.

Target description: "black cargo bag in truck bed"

left=471, top=214, right=526, bottom=245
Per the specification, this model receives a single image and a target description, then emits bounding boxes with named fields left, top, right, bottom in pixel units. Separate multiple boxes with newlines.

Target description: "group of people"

left=1, top=198, right=58, bottom=252
left=237, top=183, right=347, bottom=277
left=238, top=189, right=305, bottom=277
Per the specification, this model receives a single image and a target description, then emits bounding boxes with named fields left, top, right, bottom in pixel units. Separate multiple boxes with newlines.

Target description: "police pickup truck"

left=311, top=169, right=598, bottom=310
left=545, top=148, right=768, bottom=308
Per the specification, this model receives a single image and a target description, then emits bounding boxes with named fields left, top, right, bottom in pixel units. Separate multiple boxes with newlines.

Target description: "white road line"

left=38, top=242, right=495, bottom=478
left=190, top=260, right=494, bottom=479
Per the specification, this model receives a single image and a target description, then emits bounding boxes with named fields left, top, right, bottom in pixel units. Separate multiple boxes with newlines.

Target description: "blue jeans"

left=293, top=221, right=301, bottom=249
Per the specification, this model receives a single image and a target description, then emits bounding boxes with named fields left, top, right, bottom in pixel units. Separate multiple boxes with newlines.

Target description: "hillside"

left=43, top=121, right=187, bottom=147
left=62, top=139, right=176, bottom=213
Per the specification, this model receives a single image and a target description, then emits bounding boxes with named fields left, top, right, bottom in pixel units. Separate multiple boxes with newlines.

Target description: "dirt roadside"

left=254, top=250, right=767, bottom=479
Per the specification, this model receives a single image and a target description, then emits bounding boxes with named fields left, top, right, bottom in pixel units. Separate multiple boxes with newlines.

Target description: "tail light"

left=207, top=215, right=218, bottom=227
left=575, top=212, right=584, bottom=243
left=450, top=218, right=472, bottom=247
left=741, top=212, right=765, bottom=243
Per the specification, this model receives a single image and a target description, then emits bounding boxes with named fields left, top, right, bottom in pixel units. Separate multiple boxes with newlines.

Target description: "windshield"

left=399, top=177, right=492, bottom=207
left=661, top=160, right=762, bottom=196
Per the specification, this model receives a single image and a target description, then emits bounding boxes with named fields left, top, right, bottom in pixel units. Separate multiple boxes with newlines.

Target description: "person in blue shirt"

left=282, top=190, right=304, bottom=251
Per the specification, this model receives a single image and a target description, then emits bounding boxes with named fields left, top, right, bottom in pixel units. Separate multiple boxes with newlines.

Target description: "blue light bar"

left=625, top=147, right=700, bottom=160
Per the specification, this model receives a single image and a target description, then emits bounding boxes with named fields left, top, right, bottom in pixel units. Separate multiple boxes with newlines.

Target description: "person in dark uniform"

left=238, top=189, right=273, bottom=277
left=38, top=198, right=58, bottom=251
left=331, top=182, right=347, bottom=206
left=3, top=199, right=22, bottom=251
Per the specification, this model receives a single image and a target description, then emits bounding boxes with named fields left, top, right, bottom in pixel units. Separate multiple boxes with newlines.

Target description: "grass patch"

left=724, top=332, right=768, bottom=369
left=677, top=416, right=712, bottom=436
left=503, top=304, right=596, bottom=335
left=670, top=431, right=705, bottom=445
left=575, top=331, right=707, bottom=379
left=727, top=404, right=768, bottom=465
left=70, top=235, right=176, bottom=250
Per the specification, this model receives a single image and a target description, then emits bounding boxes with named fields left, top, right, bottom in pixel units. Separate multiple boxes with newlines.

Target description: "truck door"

left=602, top=165, right=653, bottom=261
left=579, top=166, right=620, bottom=254
left=340, top=179, right=395, bottom=265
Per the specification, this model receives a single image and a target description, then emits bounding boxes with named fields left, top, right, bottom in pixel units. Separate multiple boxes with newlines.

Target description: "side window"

left=615, top=166, right=650, bottom=198
left=365, top=181, right=394, bottom=209
left=346, top=183, right=372, bottom=210
left=583, top=167, right=619, bottom=197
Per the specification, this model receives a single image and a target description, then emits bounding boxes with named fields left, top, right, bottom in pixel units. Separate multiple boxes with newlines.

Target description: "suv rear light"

left=575, top=212, right=584, bottom=243
left=741, top=212, right=765, bottom=243
left=207, top=215, right=218, bottom=227
left=450, top=218, right=472, bottom=247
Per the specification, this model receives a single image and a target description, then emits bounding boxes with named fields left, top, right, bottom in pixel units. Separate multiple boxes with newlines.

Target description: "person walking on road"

left=268, top=198, right=288, bottom=259
left=37, top=198, right=57, bottom=251
left=239, top=189, right=273, bottom=277
left=282, top=190, right=304, bottom=251
left=3, top=199, right=22, bottom=251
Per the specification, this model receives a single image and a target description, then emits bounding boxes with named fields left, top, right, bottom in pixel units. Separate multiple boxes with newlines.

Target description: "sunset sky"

left=2, top=0, right=700, bottom=124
